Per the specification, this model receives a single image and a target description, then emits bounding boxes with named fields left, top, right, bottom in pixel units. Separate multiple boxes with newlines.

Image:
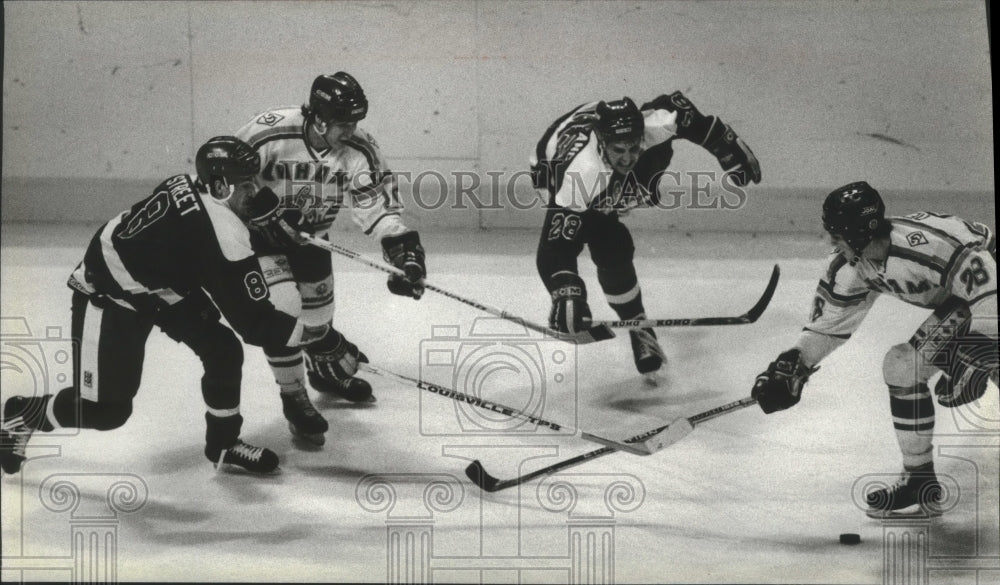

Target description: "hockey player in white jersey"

left=532, top=93, right=760, bottom=381
left=751, top=181, right=998, bottom=517
left=235, top=72, right=426, bottom=444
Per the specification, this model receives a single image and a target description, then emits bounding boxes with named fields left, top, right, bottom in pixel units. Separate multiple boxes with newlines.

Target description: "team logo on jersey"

left=257, top=112, right=285, bottom=127
left=83, top=371, right=93, bottom=388
left=907, top=231, right=929, bottom=247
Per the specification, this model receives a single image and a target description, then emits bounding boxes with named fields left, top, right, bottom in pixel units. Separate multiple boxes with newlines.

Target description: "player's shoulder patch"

left=906, top=231, right=929, bottom=247
left=256, top=111, right=285, bottom=127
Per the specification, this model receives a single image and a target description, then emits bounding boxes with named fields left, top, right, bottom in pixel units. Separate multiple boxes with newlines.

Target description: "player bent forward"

left=234, top=72, right=427, bottom=441
left=751, top=181, right=998, bottom=517
left=0, top=137, right=366, bottom=475
left=532, top=92, right=760, bottom=381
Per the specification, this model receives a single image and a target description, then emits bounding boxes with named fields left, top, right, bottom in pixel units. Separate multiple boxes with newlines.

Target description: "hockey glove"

left=306, top=328, right=369, bottom=383
left=703, top=122, right=761, bottom=187
left=247, top=187, right=308, bottom=250
left=932, top=331, right=998, bottom=408
left=751, top=349, right=816, bottom=414
left=382, top=232, right=426, bottom=299
left=548, top=272, right=593, bottom=334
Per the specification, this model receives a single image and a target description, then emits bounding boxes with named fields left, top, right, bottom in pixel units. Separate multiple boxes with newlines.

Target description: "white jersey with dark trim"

left=530, top=102, right=680, bottom=212
left=235, top=107, right=409, bottom=240
left=807, top=212, right=997, bottom=338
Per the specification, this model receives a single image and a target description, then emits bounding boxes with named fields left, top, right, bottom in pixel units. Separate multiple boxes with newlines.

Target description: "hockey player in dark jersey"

left=234, top=72, right=427, bottom=436
left=0, top=137, right=367, bottom=475
left=751, top=181, right=998, bottom=517
left=532, top=93, right=761, bottom=382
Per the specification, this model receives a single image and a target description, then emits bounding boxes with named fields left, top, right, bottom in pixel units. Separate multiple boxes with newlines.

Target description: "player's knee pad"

left=92, top=400, right=133, bottom=431
left=883, top=343, right=924, bottom=388
left=299, top=276, right=335, bottom=326
left=259, top=254, right=302, bottom=318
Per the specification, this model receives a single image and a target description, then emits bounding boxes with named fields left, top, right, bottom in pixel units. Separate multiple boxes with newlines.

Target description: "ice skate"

left=1, top=397, right=35, bottom=475
left=308, top=371, right=375, bottom=403
left=280, top=387, right=329, bottom=445
left=209, top=440, right=280, bottom=475
left=630, top=328, right=666, bottom=384
left=865, top=462, right=944, bottom=518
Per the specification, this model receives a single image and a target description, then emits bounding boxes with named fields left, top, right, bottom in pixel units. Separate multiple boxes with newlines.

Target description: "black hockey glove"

left=931, top=331, right=998, bottom=408
left=381, top=232, right=426, bottom=300
left=703, top=123, right=761, bottom=187
left=548, top=272, right=593, bottom=334
left=306, top=328, right=369, bottom=382
left=247, top=187, right=308, bottom=250
left=751, top=349, right=817, bottom=414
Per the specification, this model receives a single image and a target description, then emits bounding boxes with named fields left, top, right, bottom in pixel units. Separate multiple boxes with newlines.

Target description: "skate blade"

left=288, top=422, right=326, bottom=446
left=865, top=504, right=944, bottom=520
left=213, top=461, right=282, bottom=476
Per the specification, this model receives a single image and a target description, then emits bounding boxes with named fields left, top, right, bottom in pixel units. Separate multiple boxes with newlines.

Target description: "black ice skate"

left=209, top=440, right=280, bottom=475
left=308, top=371, right=375, bottom=403
left=280, top=388, right=329, bottom=445
left=865, top=462, right=944, bottom=518
left=1, top=396, right=35, bottom=475
left=630, top=328, right=666, bottom=384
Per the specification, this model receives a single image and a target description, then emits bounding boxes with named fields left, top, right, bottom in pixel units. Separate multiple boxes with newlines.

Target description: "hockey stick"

left=359, top=363, right=658, bottom=456
left=591, top=264, right=781, bottom=328
left=301, top=234, right=614, bottom=345
left=465, top=396, right=758, bottom=492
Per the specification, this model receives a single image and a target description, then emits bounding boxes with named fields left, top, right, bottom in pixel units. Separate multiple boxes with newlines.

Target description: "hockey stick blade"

left=465, top=460, right=501, bottom=492
left=593, top=264, right=781, bottom=328
left=465, top=397, right=758, bottom=492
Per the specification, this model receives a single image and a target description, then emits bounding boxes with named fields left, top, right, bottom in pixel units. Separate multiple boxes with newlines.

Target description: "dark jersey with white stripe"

left=68, top=174, right=299, bottom=348
left=807, top=212, right=997, bottom=338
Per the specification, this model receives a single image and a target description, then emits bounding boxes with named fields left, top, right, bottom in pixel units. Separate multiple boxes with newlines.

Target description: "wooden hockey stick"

left=591, top=264, right=781, bottom=329
left=301, top=234, right=615, bottom=345
left=465, top=396, right=758, bottom=492
left=359, top=363, right=656, bottom=456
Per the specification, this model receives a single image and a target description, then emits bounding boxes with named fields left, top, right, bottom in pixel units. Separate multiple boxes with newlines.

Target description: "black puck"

left=839, top=533, right=861, bottom=545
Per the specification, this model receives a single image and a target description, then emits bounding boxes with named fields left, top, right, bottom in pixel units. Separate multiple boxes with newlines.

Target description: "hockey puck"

left=839, top=533, right=861, bottom=545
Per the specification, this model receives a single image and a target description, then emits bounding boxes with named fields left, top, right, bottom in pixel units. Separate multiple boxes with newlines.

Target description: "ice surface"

left=2, top=224, right=997, bottom=583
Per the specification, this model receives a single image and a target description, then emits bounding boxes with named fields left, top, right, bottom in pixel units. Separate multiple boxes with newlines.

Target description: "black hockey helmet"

left=822, top=181, right=890, bottom=254
left=195, top=136, right=260, bottom=194
left=309, top=72, right=368, bottom=123
left=595, top=97, right=644, bottom=144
